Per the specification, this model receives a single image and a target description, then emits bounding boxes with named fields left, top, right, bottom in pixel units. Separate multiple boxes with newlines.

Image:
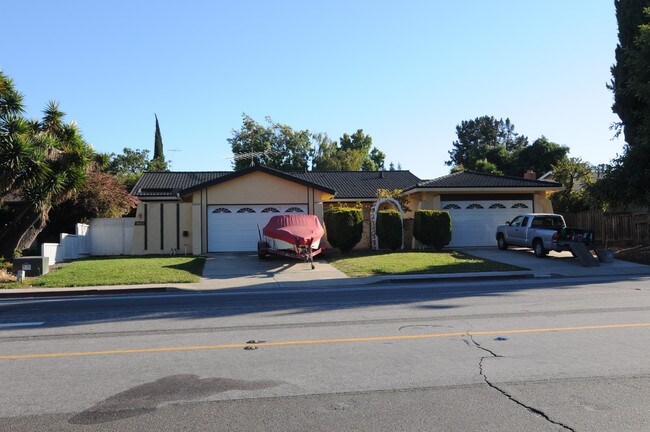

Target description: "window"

left=510, top=216, right=523, bottom=227
left=212, top=207, right=231, bottom=213
left=466, top=203, right=484, bottom=209
left=285, top=207, right=304, bottom=213
left=442, top=204, right=461, bottom=209
left=261, top=207, right=280, bottom=213
left=237, top=207, right=256, bottom=213
left=489, top=203, right=507, bottom=209
left=512, top=203, right=529, bottom=209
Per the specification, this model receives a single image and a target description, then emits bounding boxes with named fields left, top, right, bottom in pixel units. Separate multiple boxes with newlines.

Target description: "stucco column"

left=192, top=203, right=202, bottom=255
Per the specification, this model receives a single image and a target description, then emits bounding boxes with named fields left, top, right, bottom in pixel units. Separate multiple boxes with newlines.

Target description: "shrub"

left=376, top=210, right=402, bottom=251
left=324, top=207, right=363, bottom=253
left=414, top=210, right=452, bottom=250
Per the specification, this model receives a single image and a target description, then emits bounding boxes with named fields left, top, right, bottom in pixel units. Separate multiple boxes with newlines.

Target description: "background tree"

left=513, top=136, right=570, bottom=176
left=312, top=129, right=385, bottom=171
left=599, top=1, right=650, bottom=206
left=228, top=114, right=313, bottom=170
left=549, top=158, right=596, bottom=213
left=446, top=116, right=528, bottom=175
left=447, top=116, right=569, bottom=177
left=42, top=170, right=139, bottom=240
left=150, top=113, right=168, bottom=172
left=106, top=147, right=151, bottom=191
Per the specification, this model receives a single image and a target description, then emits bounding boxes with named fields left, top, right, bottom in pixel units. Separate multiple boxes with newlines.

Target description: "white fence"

left=88, top=218, right=135, bottom=256
left=41, top=223, right=91, bottom=265
left=40, top=218, right=134, bottom=265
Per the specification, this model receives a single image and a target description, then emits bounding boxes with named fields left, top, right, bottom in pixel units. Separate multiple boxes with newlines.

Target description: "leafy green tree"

left=549, top=158, right=596, bottom=213
left=601, top=1, right=650, bottom=206
left=228, top=114, right=313, bottom=170
left=514, top=136, right=569, bottom=176
left=446, top=116, right=528, bottom=174
left=312, top=129, right=384, bottom=171
left=447, top=116, right=570, bottom=177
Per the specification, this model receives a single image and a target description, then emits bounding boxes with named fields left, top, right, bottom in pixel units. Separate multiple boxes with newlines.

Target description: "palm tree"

left=0, top=77, right=92, bottom=258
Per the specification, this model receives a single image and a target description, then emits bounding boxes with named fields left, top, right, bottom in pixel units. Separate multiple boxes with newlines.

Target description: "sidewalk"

left=1, top=250, right=648, bottom=299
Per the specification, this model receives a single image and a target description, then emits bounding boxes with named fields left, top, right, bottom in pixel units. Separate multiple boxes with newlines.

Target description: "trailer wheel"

left=257, top=241, right=268, bottom=259
left=533, top=239, right=547, bottom=258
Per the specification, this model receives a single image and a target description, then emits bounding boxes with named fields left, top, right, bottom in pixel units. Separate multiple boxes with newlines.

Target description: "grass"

left=326, top=250, right=525, bottom=277
left=3, top=256, right=206, bottom=288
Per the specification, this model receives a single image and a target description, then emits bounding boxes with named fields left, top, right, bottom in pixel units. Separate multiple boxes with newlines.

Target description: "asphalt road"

left=0, top=275, right=649, bottom=431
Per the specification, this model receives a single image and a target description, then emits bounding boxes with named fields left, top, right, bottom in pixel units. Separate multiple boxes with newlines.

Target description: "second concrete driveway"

left=461, top=246, right=650, bottom=277
left=199, top=253, right=349, bottom=289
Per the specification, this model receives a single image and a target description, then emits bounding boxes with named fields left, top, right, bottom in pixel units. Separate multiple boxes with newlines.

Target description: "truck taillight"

left=551, top=232, right=559, bottom=243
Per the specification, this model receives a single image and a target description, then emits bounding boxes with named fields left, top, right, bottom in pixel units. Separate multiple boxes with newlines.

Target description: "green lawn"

left=327, top=250, right=524, bottom=277
left=7, top=256, right=206, bottom=288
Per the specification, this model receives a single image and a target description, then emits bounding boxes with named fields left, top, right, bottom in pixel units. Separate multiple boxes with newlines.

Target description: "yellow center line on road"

left=2, top=323, right=649, bottom=360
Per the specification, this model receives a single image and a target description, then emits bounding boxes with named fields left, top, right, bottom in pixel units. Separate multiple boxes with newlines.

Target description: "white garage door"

left=207, top=204, right=308, bottom=252
left=442, top=200, right=532, bottom=247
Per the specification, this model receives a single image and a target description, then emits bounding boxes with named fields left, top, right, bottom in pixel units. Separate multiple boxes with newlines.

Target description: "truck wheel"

left=497, top=235, right=508, bottom=250
left=533, top=240, right=547, bottom=258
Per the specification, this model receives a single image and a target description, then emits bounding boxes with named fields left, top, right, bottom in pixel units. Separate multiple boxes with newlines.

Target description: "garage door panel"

left=207, top=204, right=307, bottom=252
left=444, top=200, right=532, bottom=247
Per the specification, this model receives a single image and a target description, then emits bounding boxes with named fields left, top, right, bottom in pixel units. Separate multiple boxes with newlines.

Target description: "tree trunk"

left=0, top=204, right=49, bottom=259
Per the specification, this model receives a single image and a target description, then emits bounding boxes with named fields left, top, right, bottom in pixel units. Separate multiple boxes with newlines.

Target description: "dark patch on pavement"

left=69, top=374, right=281, bottom=425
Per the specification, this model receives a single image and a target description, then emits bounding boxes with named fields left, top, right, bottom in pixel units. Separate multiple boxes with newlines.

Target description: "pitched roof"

left=130, top=167, right=420, bottom=199
left=131, top=172, right=230, bottom=197
left=288, top=170, right=421, bottom=199
left=404, top=171, right=562, bottom=192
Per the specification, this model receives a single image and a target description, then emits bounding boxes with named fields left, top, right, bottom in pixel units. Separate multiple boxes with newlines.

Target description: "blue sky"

left=3, top=1, right=621, bottom=180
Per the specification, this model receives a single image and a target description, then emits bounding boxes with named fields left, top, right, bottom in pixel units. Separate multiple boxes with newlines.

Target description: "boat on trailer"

left=257, top=214, right=325, bottom=269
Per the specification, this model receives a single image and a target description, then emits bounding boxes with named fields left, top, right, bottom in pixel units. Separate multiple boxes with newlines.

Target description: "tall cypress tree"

left=154, top=113, right=164, bottom=160
left=603, top=0, right=650, bottom=206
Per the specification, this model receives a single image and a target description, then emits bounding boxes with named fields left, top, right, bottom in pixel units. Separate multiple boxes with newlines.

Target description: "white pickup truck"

left=495, top=213, right=595, bottom=258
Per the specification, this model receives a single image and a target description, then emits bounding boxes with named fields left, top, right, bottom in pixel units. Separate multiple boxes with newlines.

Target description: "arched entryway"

left=370, top=198, right=404, bottom=250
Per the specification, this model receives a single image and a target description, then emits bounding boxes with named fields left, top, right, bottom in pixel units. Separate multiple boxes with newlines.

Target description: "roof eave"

left=402, top=186, right=565, bottom=195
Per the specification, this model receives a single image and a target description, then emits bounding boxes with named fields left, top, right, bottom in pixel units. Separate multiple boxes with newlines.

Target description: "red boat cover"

left=263, top=215, right=325, bottom=246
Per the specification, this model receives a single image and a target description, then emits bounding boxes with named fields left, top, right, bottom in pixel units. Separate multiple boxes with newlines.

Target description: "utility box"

left=13, top=256, right=49, bottom=277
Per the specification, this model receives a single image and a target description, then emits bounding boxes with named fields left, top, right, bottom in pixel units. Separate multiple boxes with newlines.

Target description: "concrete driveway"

left=460, top=246, right=650, bottom=277
left=198, top=253, right=349, bottom=289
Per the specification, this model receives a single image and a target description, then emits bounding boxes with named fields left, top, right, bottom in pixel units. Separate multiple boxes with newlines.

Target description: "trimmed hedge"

left=324, top=207, right=363, bottom=253
left=376, top=210, right=402, bottom=251
left=413, top=210, right=452, bottom=250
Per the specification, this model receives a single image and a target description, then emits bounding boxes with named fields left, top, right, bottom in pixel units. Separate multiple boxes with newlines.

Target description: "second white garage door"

left=207, top=204, right=308, bottom=252
left=442, top=200, right=533, bottom=247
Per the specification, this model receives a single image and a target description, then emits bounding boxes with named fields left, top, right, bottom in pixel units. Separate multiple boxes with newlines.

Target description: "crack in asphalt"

left=466, top=333, right=576, bottom=432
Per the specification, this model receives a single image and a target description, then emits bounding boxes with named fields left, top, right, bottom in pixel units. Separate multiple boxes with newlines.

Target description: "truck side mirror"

left=505, top=221, right=511, bottom=226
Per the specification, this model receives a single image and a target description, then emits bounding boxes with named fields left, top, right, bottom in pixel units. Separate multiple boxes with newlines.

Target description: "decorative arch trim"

left=370, top=198, right=404, bottom=251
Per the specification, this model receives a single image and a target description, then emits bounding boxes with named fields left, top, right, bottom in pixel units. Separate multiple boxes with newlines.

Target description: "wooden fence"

left=562, top=211, right=649, bottom=246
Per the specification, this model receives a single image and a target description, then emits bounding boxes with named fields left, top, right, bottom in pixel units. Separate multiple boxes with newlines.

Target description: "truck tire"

left=497, top=234, right=508, bottom=250
left=533, top=239, right=548, bottom=258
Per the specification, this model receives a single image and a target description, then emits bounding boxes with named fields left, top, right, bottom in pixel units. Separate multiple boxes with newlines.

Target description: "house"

left=401, top=171, right=563, bottom=247
left=129, top=166, right=562, bottom=254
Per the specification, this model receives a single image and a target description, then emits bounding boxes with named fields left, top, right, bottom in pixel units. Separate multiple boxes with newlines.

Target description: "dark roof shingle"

left=131, top=168, right=421, bottom=199
left=288, top=171, right=421, bottom=199
left=406, top=171, right=562, bottom=191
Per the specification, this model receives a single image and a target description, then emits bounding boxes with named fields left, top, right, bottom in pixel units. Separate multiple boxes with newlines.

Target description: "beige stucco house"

left=129, top=166, right=562, bottom=254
